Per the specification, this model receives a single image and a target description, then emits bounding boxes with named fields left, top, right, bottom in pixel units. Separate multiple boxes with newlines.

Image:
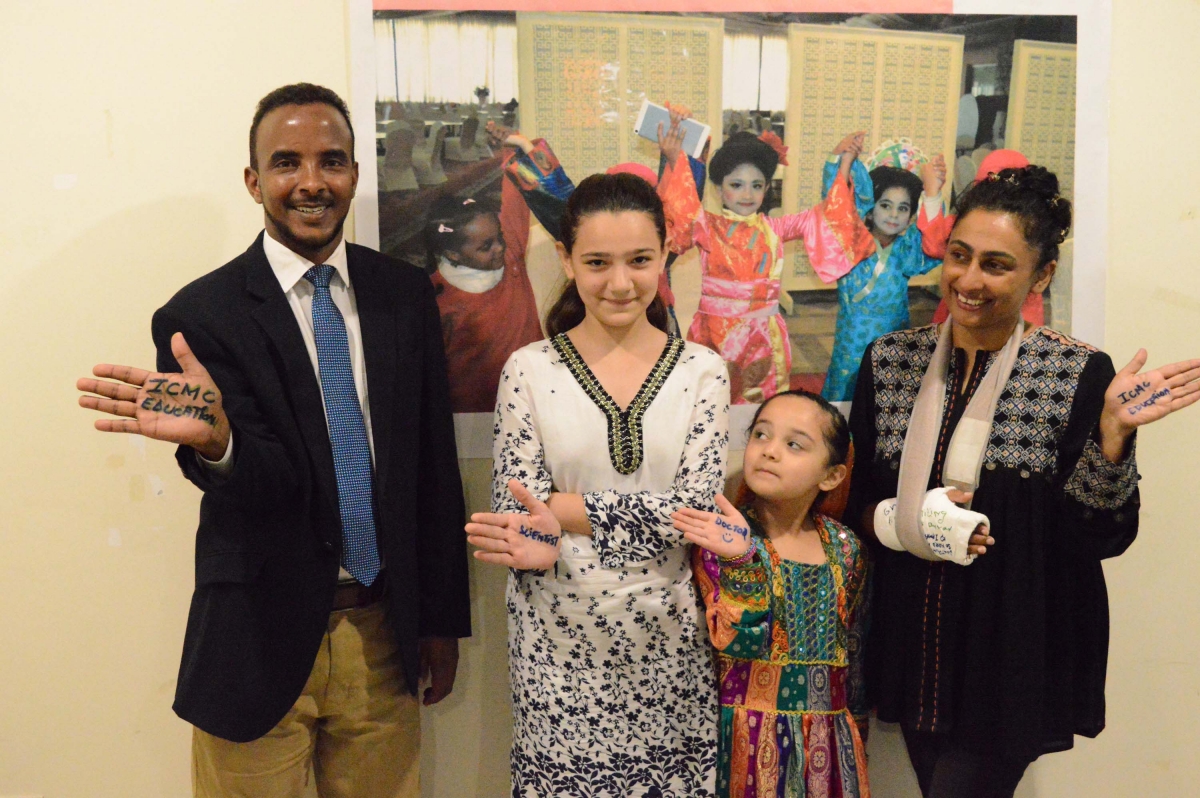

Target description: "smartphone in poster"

left=633, top=99, right=711, bottom=159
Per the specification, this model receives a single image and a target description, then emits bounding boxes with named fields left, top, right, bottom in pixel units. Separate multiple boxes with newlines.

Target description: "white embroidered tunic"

left=492, top=335, right=729, bottom=798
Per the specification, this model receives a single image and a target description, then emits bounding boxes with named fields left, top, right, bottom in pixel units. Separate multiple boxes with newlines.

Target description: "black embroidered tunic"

left=845, top=326, right=1140, bottom=761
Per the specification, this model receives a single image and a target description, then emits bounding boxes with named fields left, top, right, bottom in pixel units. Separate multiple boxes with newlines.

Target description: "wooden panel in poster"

left=1006, top=39, right=1076, bottom=201
left=516, top=12, right=724, bottom=181
left=782, top=24, right=963, bottom=290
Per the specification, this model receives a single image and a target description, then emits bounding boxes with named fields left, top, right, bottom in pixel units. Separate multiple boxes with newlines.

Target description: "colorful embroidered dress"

left=819, top=159, right=942, bottom=402
left=694, top=513, right=870, bottom=798
left=658, top=154, right=874, bottom=405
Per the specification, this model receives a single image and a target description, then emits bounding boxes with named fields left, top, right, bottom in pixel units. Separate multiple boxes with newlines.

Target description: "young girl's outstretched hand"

left=832, top=130, right=866, bottom=182
left=672, top=494, right=753, bottom=559
left=656, top=102, right=691, bottom=164
left=466, top=479, right=562, bottom=570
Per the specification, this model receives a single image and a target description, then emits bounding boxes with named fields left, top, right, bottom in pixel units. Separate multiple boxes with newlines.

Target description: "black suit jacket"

left=152, top=233, right=469, bottom=743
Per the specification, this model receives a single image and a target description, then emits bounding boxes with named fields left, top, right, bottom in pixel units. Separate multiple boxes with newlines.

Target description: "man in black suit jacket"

left=77, top=84, right=469, bottom=796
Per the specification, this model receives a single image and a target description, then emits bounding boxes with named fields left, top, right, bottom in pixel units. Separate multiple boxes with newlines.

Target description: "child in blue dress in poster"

left=820, top=141, right=948, bottom=402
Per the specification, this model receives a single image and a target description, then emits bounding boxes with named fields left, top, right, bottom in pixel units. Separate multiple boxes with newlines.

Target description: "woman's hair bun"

left=957, top=164, right=1072, bottom=265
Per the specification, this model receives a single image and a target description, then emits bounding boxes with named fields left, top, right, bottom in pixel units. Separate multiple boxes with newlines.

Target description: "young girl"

left=672, top=390, right=870, bottom=797
left=819, top=144, right=947, bottom=402
left=423, top=127, right=572, bottom=412
left=466, top=173, right=729, bottom=796
left=657, top=109, right=875, bottom=404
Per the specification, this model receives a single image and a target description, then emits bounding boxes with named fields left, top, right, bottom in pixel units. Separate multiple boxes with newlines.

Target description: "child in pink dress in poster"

left=656, top=108, right=875, bottom=403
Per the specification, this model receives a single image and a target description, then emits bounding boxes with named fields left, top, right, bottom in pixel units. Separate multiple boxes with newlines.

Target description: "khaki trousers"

left=192, top=601, right=420, bottom=798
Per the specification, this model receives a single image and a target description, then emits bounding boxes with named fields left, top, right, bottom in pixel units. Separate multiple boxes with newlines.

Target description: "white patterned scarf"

left=894, top=319, right=1024, bottom=559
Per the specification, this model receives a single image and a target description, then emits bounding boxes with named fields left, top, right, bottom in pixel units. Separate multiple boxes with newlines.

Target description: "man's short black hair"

left=249, top=83, right=355, bottom=169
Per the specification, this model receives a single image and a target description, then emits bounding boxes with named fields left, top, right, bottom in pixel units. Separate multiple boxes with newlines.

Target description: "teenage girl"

left=467, top=173, right=729, bottom=796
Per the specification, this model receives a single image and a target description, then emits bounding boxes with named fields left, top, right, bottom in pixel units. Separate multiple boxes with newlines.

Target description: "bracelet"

left=718, top=542, right=756, bottom=567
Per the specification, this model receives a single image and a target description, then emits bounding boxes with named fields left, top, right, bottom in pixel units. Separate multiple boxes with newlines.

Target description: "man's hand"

left=77, top=332, right=230, bottom=460
left=418, top=637, right=459, bottom=706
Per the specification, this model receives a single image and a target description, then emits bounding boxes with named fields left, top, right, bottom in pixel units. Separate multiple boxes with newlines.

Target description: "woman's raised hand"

left=1100, top=350, right=1200, bottom=459
left=671, top=494, right=753, bottom=559
left=466, top=479, right=563, bottom=570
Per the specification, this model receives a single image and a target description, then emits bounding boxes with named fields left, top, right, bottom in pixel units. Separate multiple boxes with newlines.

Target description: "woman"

left=466, top=173, right=729, bottom=796
left=845, top=166, right=1200, bottom=797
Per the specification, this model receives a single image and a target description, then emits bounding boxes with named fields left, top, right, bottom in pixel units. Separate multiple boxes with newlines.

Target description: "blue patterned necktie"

left=304, top=264, right=381, bottom=586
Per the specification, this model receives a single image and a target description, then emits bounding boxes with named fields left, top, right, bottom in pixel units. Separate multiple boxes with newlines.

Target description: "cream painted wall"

left=0, top=2, right=354, bottom=796
left=2, top=2, right=1198, bottom=797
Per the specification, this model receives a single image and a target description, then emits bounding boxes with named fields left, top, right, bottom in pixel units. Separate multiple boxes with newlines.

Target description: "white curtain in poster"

left=375, top=17, right=518, bottom=104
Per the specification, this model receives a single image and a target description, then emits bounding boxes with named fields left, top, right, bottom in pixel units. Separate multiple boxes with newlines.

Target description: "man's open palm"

left=77, top=332, right=231, bottom=460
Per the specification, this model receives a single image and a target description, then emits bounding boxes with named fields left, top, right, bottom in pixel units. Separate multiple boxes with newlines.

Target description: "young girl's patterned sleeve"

left=491, top=351, right=556, bottom=577
left=502, top=138, right=575, bottom=242
left=896, top=222, right=943, bottom=279
left=692, top=543, right=774, bottom=660
left=658, top=152, right=707, bottom=254
left=584, top=356, right=730, bottom=569
left=772, top=161, right=876, bottom=285
left=821, top=157, right=874, bottom=219
left=917, top=206, right=955, bottom=260
left=842, top=532, right=872, bottom=737
left=491, top=350, right=552, bottom=513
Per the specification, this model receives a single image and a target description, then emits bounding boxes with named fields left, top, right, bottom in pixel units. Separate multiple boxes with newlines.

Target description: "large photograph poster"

left=353, top=3, right=1099, bottom=455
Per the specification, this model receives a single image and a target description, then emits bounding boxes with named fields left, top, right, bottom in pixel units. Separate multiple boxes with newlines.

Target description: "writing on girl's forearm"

left=715, top=517, right=750, bottom=544
left=142, top=379, right=220, bottom=426
left=519, top=525, right=559, bottom=546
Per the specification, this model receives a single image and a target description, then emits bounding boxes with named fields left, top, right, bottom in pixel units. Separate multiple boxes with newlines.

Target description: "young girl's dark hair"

left=739, top=390, right=852, bottom=518
left=868, top=166, right=924, bottom=211
left=951, top=164, right=1072, bottom=270
left=545, top=173, right=670, bottom=337
left=748, top=389, right=851, bottom=467
left=708, top=132, right=779, bottom=187
left=422, top=195, right=500, bottom=274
